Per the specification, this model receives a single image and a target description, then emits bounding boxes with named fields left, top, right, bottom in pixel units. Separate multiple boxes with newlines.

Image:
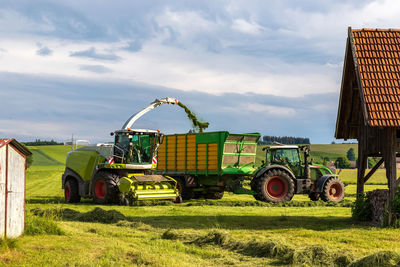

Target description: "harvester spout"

left=122, top=97, right=178, bottom=130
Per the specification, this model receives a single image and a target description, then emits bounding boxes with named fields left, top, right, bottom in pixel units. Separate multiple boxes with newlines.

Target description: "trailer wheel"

left=257, top=170, right=294, bottom=203
left=65, top=178, right=81, bottom=203
left=308, top=192, right=320, bottom=201
left=204, top=191, right=224, bottom=200
left=321, top=177, right=345, bottom=202
left=92, top=171, right=120, bottom=204
left=175, top=177, right=194, bottom=200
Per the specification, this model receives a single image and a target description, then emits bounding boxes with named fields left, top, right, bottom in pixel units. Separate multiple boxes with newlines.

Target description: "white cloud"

left=232, top=18, right=263, bottom=35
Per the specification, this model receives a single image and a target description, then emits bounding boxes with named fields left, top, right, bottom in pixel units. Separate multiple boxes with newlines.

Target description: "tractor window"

left=271, top=149, right=299, bottom=165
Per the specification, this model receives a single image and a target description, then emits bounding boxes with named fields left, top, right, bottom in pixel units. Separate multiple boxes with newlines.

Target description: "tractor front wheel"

left=321, top=178, right=345, bottom=202
left=65, top=179, right=81, bottom=203
left=256, top=170, right=294, bottom=203
left=92, top=171, right=120, bottom=204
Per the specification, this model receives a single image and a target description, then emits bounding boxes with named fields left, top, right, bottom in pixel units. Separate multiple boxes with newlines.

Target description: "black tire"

left=251, top=178, right=263, bottom=201
left=92, top=171, right=120, bottom=204
left=321, top=177, right=345, bottom=202
left=255, top=169, right=295, bottom=203
left=65, top=178, right=81, bottom=203
left=204, top=191, right=224, bottom=200
left=175, top=177, right=194, bottom=200
left=309, top=192, right=320, bottom=201
left=193, top=192, right=203, bottom=199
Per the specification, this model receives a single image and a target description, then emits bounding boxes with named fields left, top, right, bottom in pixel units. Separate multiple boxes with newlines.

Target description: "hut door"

left=5, top=146, right=25, bottom=237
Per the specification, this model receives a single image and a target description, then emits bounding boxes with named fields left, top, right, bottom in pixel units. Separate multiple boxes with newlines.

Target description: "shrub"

left=351, top=193, right=372, bottom=221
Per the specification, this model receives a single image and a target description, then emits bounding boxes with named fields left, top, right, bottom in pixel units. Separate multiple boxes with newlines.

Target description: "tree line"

left=259, top=136, right=311, bottom=145
left=23, top=139, right=63, bottom=146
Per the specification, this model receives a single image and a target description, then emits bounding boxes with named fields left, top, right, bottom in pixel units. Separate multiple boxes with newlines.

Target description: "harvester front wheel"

left=321, top=177, right=345, bottom=202
left=256, top=170, right=294, bottom=203
left=92, top=171, right=120, bottom=204
left=65, top=179, right=81, bottom=203
left=175, top=177, right=194, bottom=200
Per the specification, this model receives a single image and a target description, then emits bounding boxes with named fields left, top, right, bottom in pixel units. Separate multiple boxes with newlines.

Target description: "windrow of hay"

left=349, top=251, right=400, bottom=267
left=30, top=207, right=126, bottom=224
left=185, top=199, right=353, bottom=208
left=164, top=230, right=400, bottom=266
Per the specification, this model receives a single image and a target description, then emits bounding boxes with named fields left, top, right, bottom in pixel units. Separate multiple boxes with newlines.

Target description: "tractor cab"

left=266, top=145, right=305, bottom=178
left=112, top=129, right=164, bottom=165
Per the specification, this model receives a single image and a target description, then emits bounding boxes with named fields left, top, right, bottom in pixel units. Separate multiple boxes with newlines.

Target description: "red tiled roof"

left=352, top=28, right=400, bottom=127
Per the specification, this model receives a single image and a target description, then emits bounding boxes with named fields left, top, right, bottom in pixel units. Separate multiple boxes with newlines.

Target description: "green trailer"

left=156, top=131, right=261, bottom=199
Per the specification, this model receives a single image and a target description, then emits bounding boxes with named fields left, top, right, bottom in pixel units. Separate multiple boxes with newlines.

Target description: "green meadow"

left=0, top=145, right=398, bottom=266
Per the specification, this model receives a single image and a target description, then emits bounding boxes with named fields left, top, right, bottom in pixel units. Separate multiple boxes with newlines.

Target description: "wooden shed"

left=0, top=139, right=31, bottom=238
left=335, top=28, right=400, bottom=213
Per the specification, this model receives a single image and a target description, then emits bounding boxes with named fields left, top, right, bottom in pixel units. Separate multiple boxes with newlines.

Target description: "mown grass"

left=1, top=144, right=398, bottom=266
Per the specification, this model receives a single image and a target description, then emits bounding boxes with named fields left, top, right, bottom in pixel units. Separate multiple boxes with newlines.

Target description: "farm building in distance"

left=0, top=139, right=31, bottom=238
left=335, top=27, right=400, bottom=217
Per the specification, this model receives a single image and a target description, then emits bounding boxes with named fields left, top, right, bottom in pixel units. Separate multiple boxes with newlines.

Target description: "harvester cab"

left=112, top=129, right=163, bottom=166
left=62, top=98, right=180, bottom=205
left=251, top=144, right=345, bottom=203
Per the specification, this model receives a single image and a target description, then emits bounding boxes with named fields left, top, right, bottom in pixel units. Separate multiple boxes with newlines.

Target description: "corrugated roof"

left=352, top=28, right=400, bottom=127
left=0, top=139, right=32, bottom=156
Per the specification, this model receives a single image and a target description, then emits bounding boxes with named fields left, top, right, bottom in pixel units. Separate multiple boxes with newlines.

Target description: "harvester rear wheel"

left=308, top=192, right=320, bottom=201
left=92, top=171, right=120, bottom=204
left=204, top=191, right=224, bottom=199
left=321, top=177, right=345, bottom=202
left=175, top=177, right=194, bottom=200
left=256, top=170, right=294, bottom=203
left=65, top=179, right=81, bottom=203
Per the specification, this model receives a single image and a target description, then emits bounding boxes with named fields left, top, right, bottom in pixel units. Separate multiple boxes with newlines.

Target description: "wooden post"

left=357, top=124, right=367, bottom=197
left=357, top=147, right=367, bottom=196
left=384, top=128, right=397, bottom=225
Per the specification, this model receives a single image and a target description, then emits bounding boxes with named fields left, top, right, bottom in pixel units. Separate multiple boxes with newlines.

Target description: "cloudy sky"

left=0, top=0, right=399, bottom=143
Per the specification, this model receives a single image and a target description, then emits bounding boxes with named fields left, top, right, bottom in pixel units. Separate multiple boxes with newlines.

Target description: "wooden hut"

left=335, top=27, right=400, bottom=210
left=0, top=139, right=31, bottom=238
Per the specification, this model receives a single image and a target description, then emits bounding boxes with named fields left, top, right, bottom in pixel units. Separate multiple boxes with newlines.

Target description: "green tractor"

left=62, top=98, right=181, bottom=205
left=251, top=145, right=345, bottom=203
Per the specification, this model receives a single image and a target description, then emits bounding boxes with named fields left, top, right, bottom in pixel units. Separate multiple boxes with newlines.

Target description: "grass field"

left=1, top=145, right=398, bottom=266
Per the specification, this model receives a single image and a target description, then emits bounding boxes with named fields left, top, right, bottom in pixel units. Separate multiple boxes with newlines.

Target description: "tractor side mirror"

left=110, top=132, right=114, bottom=136
left=158, top=134, right=164, bottom=145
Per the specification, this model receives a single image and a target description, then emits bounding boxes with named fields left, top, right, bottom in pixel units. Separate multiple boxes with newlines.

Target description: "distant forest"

left=259, top=136, right=311, bottom=145
left=23, top=139, right=63, bottom=146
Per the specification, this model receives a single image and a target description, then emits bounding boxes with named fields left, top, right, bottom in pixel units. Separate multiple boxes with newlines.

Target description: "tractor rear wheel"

left=92, top=171, right=120, bottom=204
left=321, top=177, right=345, bottom=202
left=256, top=170, right=294, bottom=203
left=204, top=191, right=224, bottom=199
left=175, top=177, right=194, bottom=200
left=65, top=179, right=81, bottom=203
